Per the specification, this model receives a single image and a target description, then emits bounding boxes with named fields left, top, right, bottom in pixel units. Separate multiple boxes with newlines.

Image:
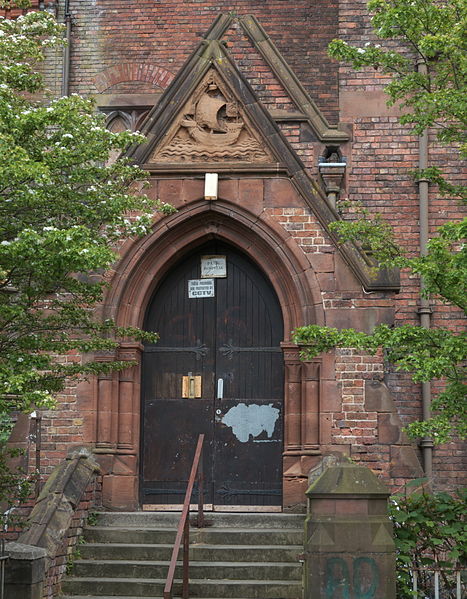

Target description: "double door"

left=141, top=243, right=284, bottom=507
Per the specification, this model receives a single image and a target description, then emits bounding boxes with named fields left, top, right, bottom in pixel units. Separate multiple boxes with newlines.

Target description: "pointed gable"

left=126, top=15, right=398, bottom=293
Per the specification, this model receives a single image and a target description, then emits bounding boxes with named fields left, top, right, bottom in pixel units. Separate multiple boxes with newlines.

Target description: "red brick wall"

left=64, top=0, right=339, bottom=121
left=44, top=477, right=101, bottom=599
left=16, top=0, right=465, bottom=497
left=336, top=0, right=466, bottom=491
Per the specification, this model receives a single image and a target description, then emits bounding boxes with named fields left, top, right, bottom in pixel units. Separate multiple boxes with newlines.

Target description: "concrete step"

left=80, top=542, right=302, bottom=562
left=71, top=559, right=302, bottom=581
left=84, top=526, right=303, bottom=546
left=93, top=511, right=305, bottom=530
left=61, top=576, right=302, bottom=598
left=64, top=512, right=305, bottom=598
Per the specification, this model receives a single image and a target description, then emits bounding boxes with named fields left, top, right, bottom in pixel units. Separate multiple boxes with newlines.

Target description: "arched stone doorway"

left=141, top=240, right=284, bottom=509
left=95, top=202, right=324, bottom=510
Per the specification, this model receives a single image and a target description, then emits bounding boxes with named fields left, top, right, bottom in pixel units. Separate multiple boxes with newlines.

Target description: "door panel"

left=142, top=398, right=213, bottom=504
left=141, top=243, right=284, bottom=507
left=213, top=399, right=283, bottom=506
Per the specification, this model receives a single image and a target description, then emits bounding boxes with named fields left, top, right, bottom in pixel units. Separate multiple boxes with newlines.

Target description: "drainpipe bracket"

left=419, top=438, right=434, bottom=449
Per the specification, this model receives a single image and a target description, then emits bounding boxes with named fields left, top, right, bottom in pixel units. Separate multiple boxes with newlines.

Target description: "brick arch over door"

left=94, top=201, right=326, bottom=510
left=105, top=200, right=323, bottom=333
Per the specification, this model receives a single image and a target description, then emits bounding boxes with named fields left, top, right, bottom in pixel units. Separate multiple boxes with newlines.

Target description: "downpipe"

left=416, top=59, right=433, bottom=480
left=61, top=0, right=71, bottom=97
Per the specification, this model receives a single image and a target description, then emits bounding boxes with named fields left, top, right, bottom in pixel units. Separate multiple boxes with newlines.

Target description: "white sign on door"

left=188, top=278, right=215, bottom=298
left=201, top=255, right=227, bottom=278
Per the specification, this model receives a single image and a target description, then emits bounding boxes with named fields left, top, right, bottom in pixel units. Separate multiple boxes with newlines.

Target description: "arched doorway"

left=140, top=241, right=284, bottom=508
left=95, top=202, right=323, bottom=510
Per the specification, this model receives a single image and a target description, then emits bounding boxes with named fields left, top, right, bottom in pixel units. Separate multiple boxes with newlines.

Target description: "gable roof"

left=126, top=16, right=398, bottom=292
left=239, top=15, right=349, bottom=143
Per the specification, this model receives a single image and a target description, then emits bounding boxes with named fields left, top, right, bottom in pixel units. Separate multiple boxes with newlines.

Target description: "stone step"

left=80, top=542, right=302, bottom=562
left=84, top=526, right=303, bottom=546
left=93, top=511, right=305, bottom=530
left=71, top=559, right=302, bottom=581
left=62, top=576, right=302, bottom=598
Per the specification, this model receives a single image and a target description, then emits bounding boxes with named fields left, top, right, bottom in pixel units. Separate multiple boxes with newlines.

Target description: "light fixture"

left=318, top=155, right=346, bottom=211
left=204, top=173, right=218, bottom=200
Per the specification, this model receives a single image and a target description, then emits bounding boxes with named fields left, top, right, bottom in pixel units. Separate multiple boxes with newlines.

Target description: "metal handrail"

left=163, top=434, right=205, bottom=599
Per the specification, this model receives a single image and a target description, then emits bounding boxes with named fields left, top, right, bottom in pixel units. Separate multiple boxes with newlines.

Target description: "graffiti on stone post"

left=324, top=556, right=380, bottom=599
left=325, top=557, right=351, bottom=599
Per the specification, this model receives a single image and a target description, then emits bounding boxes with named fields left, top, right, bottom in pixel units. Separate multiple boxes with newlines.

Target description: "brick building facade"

left=7, top=1, right=465, bottom=510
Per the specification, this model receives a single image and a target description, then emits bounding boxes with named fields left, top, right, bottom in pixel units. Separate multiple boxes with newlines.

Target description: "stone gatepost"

left=304, top=460, right=396, bottom=599
left=4, top=542, right=46, bottom=599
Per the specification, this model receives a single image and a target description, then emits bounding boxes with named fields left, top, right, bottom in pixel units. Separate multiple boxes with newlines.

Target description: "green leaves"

left=0, top=5, right=170, bottom=503
left=320, top=3, right=466, bottom=445
left=389, top=489, right=466, bottom=598
left=329, top=0, right=467, bottom=160
left=293, top=323, right=466, bottom=442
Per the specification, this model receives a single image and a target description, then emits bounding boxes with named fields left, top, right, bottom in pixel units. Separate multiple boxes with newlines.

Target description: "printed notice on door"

left=201, top=255, right=227, bottom=278
left=188, top=278, right=215, bottom=298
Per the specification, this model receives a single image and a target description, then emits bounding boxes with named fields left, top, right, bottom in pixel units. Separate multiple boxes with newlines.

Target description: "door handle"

left=182, top=373, right=202, bottom=398
left=217, top=378, right=224, bottom=400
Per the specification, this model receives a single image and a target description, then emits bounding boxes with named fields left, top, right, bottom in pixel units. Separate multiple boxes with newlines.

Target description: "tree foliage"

left=294, top=0, right=466, bottom=444
left=329, top=0, right=466, bottom=190
left=0, top=4, right=173, bottom=503
left=389, top=483, right=466, bottom=598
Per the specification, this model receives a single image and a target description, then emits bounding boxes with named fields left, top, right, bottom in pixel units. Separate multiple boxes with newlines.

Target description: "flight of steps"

left=61, top=511, right=305, bottom=599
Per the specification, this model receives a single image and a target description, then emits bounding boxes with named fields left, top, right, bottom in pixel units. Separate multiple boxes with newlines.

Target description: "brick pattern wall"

left=1, top=501, right=34, bottom=542
left=40, top=368, right=83, bottom=477
left=9, top=0, right=463, bottom=495
left=334, top=348, right=381, bottom=446
left=63, top=0, right=339, bottom=121
left=277, top=123, right=318, bottom=173
left=274, top=206, right=333, bottom=254
left=337, top=0, right=466, bottom=491
left=226, top=23, right=297, bottom=113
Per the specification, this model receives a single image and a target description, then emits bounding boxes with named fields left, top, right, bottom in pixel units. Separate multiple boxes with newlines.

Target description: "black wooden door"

left=141, top=243, right=284, bottom=507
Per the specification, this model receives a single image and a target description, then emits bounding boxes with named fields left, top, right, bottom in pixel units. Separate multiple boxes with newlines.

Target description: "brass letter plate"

left=182, top=374, right=202, bottom=398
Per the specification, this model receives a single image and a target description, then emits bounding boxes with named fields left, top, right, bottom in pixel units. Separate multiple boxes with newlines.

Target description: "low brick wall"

left=5, top=449, right=101, bottom=599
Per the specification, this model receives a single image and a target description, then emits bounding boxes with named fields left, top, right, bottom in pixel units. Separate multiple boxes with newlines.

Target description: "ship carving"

left=181, top=85, right=244, bottom=146
left=151, top=71, right=274, bottom=164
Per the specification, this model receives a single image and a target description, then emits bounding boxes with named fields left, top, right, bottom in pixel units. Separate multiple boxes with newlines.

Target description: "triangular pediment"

left=125, top=17, right=399, bottom=293
left=148, top=69, right=275, bottom=165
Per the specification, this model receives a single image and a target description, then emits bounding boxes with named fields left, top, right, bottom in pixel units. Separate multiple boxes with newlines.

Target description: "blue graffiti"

left=324, top=557, right=380, bottom=599
left=325, top=557, right=351, bottom=599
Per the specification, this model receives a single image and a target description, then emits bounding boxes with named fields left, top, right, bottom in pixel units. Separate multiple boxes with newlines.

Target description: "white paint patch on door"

left=221, top=403, right=279, bottom=443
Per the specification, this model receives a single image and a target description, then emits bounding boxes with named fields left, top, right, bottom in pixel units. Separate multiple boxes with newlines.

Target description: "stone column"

left=95, top=351, right=118, bottom=450
left=94, top=344, right=142, bottom=510
left=304, top=460, right=396, bottom=599
left=282, top=343, right=323, bottom=508
left=301, top=361, right=320, bottom=449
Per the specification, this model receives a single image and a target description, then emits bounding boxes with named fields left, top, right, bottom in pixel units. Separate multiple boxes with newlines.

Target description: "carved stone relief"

left=149, top=70, right=274, bottom=164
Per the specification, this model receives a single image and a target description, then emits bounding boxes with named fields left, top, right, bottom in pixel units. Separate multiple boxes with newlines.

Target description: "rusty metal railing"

left=163, top=434, right=205, bottom=599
